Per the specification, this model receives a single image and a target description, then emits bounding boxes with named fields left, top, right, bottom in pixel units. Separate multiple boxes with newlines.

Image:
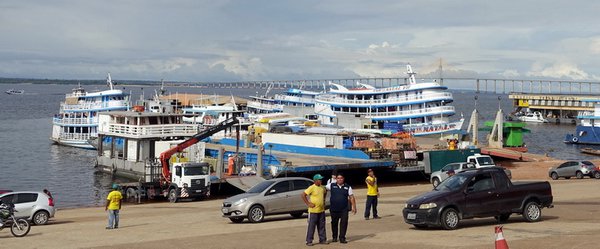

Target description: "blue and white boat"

left=565, top=100, right=600, bottom=145
left=314, top=64, right=463, bottom=136
left=273, top=86, right=321, bottom=108
left=50, top=74, right=130, bottom=149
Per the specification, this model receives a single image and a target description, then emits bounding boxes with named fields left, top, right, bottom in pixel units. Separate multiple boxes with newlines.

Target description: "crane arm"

left=159, top=117, right=239, bottom=184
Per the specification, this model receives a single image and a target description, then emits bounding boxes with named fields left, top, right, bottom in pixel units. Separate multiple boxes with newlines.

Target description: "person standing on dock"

left=105, top=184, right=122, bottom=229
left=301, top=174, right=329, bottom=246
left=326, top=172, right=337, bottom=186
left=326, top=173, right=356, bottom=244
left=364, top=169, right=380, bottom=220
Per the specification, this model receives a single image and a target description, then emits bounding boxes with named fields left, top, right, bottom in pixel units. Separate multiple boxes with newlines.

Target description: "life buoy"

left=572, top=137, right=579, bottom=143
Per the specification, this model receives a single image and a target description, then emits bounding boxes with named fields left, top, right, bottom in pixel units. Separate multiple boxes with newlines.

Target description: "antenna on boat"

left=159, top=79, right=166, bottom=96
left=106, top=73, right=114, bottom=90
left=265, top=82, right=273, bottom=97
left=406, top=64, right=417, bottom=85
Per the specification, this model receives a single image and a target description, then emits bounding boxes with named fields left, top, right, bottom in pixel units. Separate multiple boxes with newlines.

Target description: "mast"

left=106, top=73, right=114, bottom=90
left=406, top=64, right=417, bottom=85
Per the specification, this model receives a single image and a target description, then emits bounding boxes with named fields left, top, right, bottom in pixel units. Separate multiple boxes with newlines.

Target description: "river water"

left=0, top=83, right=592, bottom=207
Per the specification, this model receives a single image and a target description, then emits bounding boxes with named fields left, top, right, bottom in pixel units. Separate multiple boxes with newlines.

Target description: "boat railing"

left=247, top=100, right=284, bottom=111
left=316, top=92, right=452, bottom=105
left=57, top=133, right=93, bottom=140
left=273, top=95, right=316, bottom=104
left=53, top=117, right=98, bottom=125
left=60, top=100, right=129, bottom=111
left=364, top=106, right=455, bottom=118
left=105, top=124, right=199, bottom=137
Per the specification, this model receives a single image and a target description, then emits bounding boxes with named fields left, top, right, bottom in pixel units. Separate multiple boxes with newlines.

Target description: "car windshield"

left=435, top=174, right=469, bottom=191
left=183, top=166, right=209, bottom=176
left=477, top=157, right=494, bottom=166
left=247, top=181, right=275, bottom=193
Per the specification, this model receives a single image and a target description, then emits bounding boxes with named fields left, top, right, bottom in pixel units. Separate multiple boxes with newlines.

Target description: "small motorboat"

left=5, top=89, right=24, bottom=95
left=580, top=148, right=600, bottom=156
left=516, top=111, right=548, bottom=123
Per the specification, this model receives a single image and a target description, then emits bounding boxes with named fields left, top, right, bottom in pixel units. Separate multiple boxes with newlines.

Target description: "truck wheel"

left=576, top=171, right=584, bottom=179
left=168, top=189, right=178, bottom=203
left=440, top=208, right=460, bottom=230
left=594, top=171, right=600, bottom=179
left=290, top=212, right=304, bottom=218
left=494, top=214, right=511, bottom=223
left=522, top=201, right=542, bottom=222
left=229, top=217, right=244, bottom=223
left=432, top=178, right=441, bottom=188
left=550, top=172, right=559, bottom=180
left=248, top=205, right=265, bottom=223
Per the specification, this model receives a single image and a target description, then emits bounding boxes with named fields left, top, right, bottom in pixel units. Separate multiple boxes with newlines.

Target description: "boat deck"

left=204, top=143, right=395, bottom=174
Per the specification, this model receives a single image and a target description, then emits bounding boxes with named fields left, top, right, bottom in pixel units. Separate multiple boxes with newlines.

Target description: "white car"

left=430, top=162, right=475, bottom=187
left=0, top=191, right=56, bottom=225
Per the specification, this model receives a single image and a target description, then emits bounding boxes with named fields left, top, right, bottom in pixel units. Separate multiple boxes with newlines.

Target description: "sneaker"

left=340, top=240, right=348, bottom=244
left=105, top=227, right=113, bottom=229
left=332, top=239, right=338, bottom=243
left=306, top=242, right=314, bottom=246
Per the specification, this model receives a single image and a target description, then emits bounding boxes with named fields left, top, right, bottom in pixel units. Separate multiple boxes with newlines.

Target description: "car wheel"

left=576, top=171, right=584, bottom=179
left=33, top=210, right=50, bottom=225
left=248, top=205, right=265, bottom=223
left=440, top=208, right=460, bottom=230
left=229, top=217, right=244, bottom=223
left=432, top=178, right=441, bottom=188
left=550, top=172, right=559, bottom=180
left=522, top=201, right=542, bottom=222
left=594, top=171, right=600, bottom=179
left=413, top=224, right=428, bottom=229
left=168, top=188, right=178, bottom=203
left=290, top=212, right=304, bottom=218
left=494, top=214, right=510, bottom=223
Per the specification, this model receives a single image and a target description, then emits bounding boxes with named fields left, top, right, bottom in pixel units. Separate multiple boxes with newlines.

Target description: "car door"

left=564, top=161, right=579, bottom=177
left=463, top=173, right=497, bottom=217
left=439, top=164, right=453, bottom=181
left=262, top=181, right=292, bottom=214
left=555, top=162, right=569, bottom=177
left=13, top=193, right=39, bottom=219
left=291, top=179, right=313, bottom=211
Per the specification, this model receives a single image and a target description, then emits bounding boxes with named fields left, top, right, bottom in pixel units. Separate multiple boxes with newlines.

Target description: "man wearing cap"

left=301, top=174, right=328, bottom=246
left=105, top=183, right=123, bottom=229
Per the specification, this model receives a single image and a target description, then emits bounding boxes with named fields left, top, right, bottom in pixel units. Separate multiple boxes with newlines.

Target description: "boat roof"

left=97, top=111, right=189, bottom=117
left=286, top=88, right=320, bottom=95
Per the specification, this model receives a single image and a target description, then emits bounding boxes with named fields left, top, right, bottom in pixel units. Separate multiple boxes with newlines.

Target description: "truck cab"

left=466, top=154, right=495, bottom=168
left=169, top=162, right=211, bottom=202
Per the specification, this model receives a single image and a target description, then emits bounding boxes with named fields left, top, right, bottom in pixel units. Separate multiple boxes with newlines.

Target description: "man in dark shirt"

left=326, top=173, right=356, bottom=244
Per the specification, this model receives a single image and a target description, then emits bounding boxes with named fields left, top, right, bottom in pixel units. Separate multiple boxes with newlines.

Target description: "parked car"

left=0, top=191, right=56, bottom=225
left=548, top=160, right=599, bottom=180
left=430, top=162, right=475, bottom=187
left=403, top=167, right=553, bottom=230
left=222, top=177, right=329, bottom=223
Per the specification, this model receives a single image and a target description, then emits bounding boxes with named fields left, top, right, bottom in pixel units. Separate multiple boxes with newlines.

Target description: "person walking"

left=364, top=169, right=380, bottom=220
left=326, top=173, right=356, bottom=244
left=301, top=174, right=329, bottom=246
left=105, top=184, right=122, bottom=229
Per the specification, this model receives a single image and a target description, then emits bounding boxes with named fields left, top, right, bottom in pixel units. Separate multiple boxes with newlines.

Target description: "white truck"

left=466, top=154, right=496, bottom=168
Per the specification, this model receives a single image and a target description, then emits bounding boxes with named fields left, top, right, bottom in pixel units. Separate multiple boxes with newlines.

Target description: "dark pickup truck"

left=403, top=167, right=553, bottom=230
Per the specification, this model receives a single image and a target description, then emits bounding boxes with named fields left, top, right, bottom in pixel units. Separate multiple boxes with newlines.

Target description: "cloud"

left=210, top=53, right=265, bottom=79
left=526, top=62, right=599, bottom=80
left=500, top=69, right=520, bottom=78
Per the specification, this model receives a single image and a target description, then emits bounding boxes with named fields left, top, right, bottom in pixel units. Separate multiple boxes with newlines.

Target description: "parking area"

left=2, top=178, right=600, bottom=248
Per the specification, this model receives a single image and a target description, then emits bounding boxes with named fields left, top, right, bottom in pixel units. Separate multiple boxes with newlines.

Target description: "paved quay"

left=2, top=178, right=600, bottom=249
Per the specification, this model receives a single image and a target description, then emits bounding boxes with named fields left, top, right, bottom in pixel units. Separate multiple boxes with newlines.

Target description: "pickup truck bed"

left=403, top=167, right=553, bottom=230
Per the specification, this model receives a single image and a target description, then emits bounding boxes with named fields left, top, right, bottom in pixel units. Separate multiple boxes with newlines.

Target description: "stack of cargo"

left=353, top=139, right=377, bottom=149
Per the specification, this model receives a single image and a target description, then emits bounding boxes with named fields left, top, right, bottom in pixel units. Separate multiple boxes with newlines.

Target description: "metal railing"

left=247, top=101, right=284, bottom=111
left=60, top=100, right=128, bottom=111
left=105, top=124, right=198, bottom=137
left=53, top=117, right=98, bottom=125
left=333, top=106, right=454, bottom=118
left=57, top=133, right=93, bottom=140
left=316, top=92, right=452, bottom=105
left=273, top=95, right=316, bottom=104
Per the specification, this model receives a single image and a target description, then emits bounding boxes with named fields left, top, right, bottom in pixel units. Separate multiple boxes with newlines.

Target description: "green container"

left=424, top=149, right=481, bottom=173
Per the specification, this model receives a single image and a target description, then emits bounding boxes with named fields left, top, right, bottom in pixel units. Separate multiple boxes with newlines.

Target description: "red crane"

left=159, top=117, right=239, bottom=184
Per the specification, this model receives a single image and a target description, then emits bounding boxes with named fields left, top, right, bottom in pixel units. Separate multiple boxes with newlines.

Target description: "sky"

left=1, top=0, right=600, bottom=85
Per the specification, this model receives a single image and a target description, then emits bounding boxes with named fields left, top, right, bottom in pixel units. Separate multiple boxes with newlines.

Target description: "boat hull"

left=50, top=138, right=96, bottom=149
left=564, top=125, right=600, bottom=145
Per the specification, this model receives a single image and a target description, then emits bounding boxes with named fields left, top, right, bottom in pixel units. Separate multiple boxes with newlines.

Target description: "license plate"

left=407, top=213, right=416, bottom=220
left=222, top=208, right=228, bottom=213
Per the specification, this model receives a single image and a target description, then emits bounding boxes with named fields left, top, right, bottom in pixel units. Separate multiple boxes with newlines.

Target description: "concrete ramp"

left=225, top=176, right=265, bottom=192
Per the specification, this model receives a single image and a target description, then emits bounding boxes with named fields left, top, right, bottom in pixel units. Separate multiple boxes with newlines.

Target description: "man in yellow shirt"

left=105, top=184, right=123, bottom=229
left=365, top=169, right=380, bottom=220
left=301, top=174, right=328, bottom=246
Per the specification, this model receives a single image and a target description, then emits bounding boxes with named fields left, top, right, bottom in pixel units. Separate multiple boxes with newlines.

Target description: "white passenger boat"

left=50, top=74, right=130, bottom=149
left=314, top=64, right=463, bottom=136
left=5, top=89, right=24, bottom=95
